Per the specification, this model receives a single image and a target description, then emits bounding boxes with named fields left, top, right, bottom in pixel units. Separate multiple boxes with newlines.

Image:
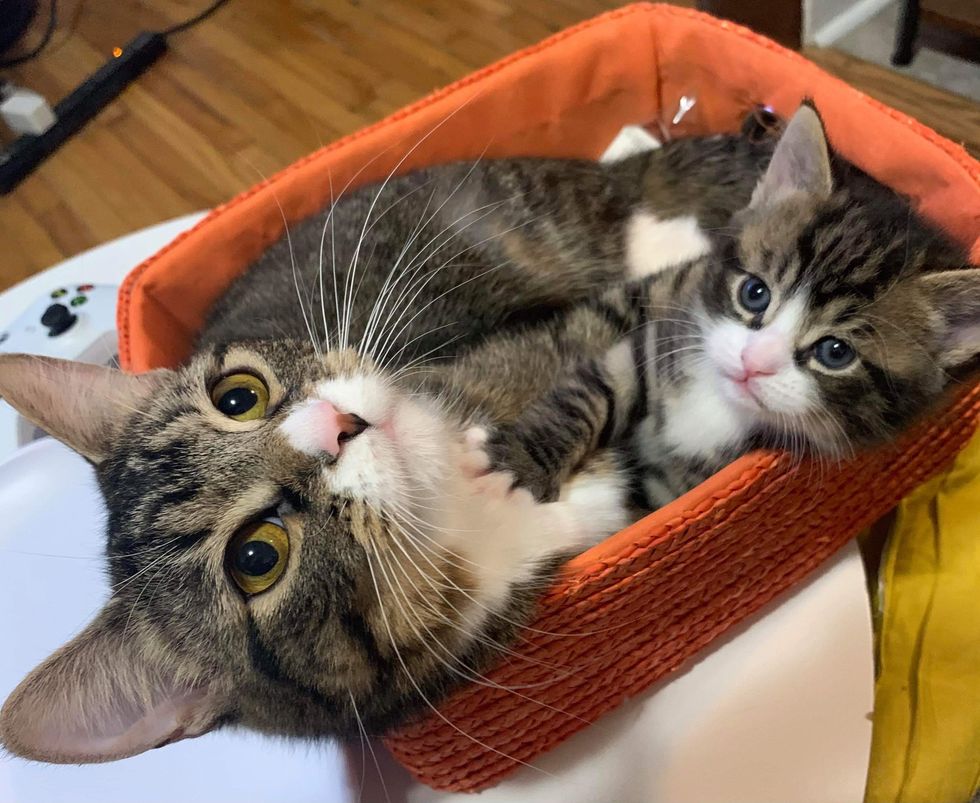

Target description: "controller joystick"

left=40, top=303, right=78, bottom=336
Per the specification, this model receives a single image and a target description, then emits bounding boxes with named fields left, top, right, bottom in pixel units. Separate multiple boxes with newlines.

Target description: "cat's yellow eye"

left=211, top=373, right=269, bottom=421
left=228, top=519, right=289, bottom=595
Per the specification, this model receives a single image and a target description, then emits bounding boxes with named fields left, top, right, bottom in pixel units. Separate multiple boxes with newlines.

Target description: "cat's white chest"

left=662, top=368, right=750, bottom=458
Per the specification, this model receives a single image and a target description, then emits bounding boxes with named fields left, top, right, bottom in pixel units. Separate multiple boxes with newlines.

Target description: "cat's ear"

left=918, top=269, right=980, bottom=367
left=0, top=604, right=224, bottom=764
left=750, top=102, right=833, bottom=208
left=0, top=355, right=170, bottom=463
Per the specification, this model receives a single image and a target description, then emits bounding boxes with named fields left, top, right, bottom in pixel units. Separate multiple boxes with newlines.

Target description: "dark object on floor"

left=696, top=0, right=802, bottom=49
left=0, top=0, right=40, bottom=59
left=893, top=0, right=980, bottom=67
left=0, top=31, right=168, bottom=194
left=0, top=0, right=235, bottom=193
left=893, top=0, right=921, bottom=65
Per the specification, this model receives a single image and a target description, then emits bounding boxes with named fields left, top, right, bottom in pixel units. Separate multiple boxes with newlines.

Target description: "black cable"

left=160, top=0, right=234, bottom=36
left=0, top=0, right=58, bottom=69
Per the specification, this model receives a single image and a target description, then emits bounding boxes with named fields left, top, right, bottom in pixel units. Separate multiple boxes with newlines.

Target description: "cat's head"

left=0, top=344, right=542, bottom=763
left=698, top=103, right=980, bottom=457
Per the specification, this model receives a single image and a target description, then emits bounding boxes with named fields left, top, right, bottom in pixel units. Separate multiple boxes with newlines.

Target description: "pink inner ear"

left=32, top=688, right=215, bottom=762
left=3, top=680, right=217, bottom=764
left=1, top=610, right=221, bottom=765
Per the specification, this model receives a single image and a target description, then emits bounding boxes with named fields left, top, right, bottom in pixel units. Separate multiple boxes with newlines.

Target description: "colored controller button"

left=50, top=288, right=67, bottom=298
left=70, top=295, right=88, bottom=307
left=77, top=283, right=94, bottom=292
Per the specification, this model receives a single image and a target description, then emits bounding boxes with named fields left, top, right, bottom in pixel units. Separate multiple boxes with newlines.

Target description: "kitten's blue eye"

left=738, top=276, right=771, bottom=314
left=813, top=337, right=856, bottom=370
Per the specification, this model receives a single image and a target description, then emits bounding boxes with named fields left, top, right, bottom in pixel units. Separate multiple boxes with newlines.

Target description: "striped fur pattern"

left=0, top=131, right=777, bottom=763
left=485, top=105, right=980, bottom=510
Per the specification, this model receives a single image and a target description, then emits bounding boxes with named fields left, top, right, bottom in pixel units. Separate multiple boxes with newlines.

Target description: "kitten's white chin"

left=720, top=373, right=766, bottom=412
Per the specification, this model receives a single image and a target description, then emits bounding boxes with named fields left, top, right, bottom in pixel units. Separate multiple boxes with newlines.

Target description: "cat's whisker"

left=372, top=243, right=538, bottom=374
left=381, top=326, right=463, bottom=382
left=361, top=533, right=554, bottom=779
left=385, top=503, right=627, bottom=637
left=120, top=545, right=184, bottom=642
left=359, top=154, right=504, bottom=358
left=347, top=690, right=390, bottom=803
left=358, top=183, right=442, bottom=358
left=342, top=98, right=481, bottom=355
left=109, top=538, right=187, bottom=594
left=239, top=155, right=322, bottom=356
left=366, top=202, right=543, bottom=367
left=376, top=542, right=593, bottom=704
left=368, top=205, right=536, bottom=371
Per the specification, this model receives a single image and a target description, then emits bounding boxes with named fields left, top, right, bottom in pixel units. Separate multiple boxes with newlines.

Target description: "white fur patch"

left=663, top=360, right=751, bottom=457
left=625, top=211, right=711, bottom=279
left=556, top=469, right=631, bottom=550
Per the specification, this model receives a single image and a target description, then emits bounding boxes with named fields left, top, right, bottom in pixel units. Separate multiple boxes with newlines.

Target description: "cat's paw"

left=483, top=426, right=560, bottom=503
left=460, top=426, right=491, bottom=477
left=459, top=426, right=535, bottom=506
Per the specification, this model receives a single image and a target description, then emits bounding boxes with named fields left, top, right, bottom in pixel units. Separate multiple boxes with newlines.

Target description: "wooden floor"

left=1, top=0, right=977, bottom=289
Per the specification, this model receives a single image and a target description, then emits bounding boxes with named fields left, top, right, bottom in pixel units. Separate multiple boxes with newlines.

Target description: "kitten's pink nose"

left=317, top=401, right=370, bottom=456
left=741, top=331, right=789, bottom=378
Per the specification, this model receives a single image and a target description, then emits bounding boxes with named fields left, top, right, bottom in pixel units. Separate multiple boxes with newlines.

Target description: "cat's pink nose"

left=317, top=401, right=370, bottom=456
left=741, top=331, right=789, bottom=378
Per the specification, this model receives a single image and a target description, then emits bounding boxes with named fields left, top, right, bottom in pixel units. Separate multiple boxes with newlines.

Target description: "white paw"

left=460, top=426, right=535, bottom=507
left=460, top=426, right=490, bottom=477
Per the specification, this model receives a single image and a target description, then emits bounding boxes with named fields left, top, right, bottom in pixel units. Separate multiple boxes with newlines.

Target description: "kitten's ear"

left=918, top=269, right=980, bottom=367
left=0, top=604, right=224, bottom=764
left=0, top=355, right=170, bottom=463
left=750, top=102, right=833, bottom=208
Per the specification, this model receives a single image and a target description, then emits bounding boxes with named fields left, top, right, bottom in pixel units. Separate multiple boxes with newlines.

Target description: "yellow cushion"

left=867, top=427, right=980, bottom=802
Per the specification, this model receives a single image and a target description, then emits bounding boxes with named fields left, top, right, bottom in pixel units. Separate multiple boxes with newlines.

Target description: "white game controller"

left=0, top=283, right=118, bottom=457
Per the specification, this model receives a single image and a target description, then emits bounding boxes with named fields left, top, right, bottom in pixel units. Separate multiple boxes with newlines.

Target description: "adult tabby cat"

left=480, top=103, right=980, bottom=509
left=0, top=130, right=775, bottom=762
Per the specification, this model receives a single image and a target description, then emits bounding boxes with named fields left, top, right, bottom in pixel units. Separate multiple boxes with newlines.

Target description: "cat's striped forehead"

left=737, top=188, right=959, bottom=305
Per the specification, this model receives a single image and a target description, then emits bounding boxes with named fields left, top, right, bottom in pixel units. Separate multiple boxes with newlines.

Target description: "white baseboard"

left=808, top=0, right=895, bottom=46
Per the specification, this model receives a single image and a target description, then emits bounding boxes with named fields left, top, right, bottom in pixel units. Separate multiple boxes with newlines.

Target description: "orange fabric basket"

left=117, top=4, right=980, bottom=793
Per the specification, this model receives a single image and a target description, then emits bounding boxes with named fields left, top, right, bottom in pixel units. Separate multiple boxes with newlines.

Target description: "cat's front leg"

left=478, top=334, right=644, bottom=503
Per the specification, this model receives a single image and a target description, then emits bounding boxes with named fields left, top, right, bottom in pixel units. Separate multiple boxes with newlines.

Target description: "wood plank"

left=806, top=47, right=980, bottom=157
left=923, top=0, right=980, bottom=35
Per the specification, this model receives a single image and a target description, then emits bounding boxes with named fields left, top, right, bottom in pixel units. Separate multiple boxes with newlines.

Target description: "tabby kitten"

left=482, top=104, right=980, bottom=509
left=0, top=133, right=775, bottom=762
